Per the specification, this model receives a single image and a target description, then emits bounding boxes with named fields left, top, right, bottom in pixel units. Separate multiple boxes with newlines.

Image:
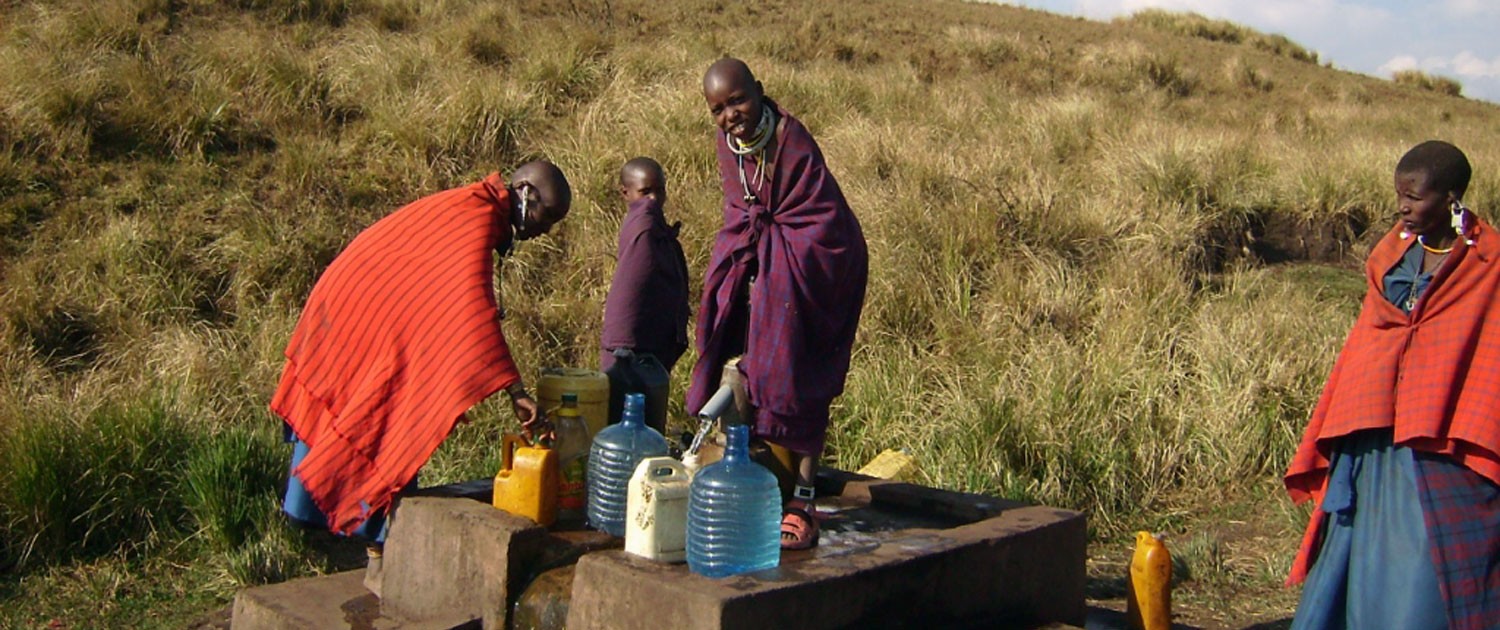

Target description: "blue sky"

left=991, top=0, right=1500, bottom=104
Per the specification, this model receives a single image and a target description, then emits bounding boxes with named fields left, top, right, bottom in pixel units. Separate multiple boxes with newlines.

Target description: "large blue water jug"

left=587, top=392, right=669, bottom=536
left=686, top=424, right=781, bottom=577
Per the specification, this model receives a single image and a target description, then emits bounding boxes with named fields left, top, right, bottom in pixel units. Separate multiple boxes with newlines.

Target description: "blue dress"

left=1291, top=243, right=1447, bottom=629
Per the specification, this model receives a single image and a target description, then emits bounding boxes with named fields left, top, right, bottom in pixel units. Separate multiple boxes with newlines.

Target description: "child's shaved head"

left=1397, top=140, right=1472, bottom=199
left=620, top=157, right=664, bottom=186
left=619, top=156, right=666, bottom=206
left=703, top=57, right=758, bottom=96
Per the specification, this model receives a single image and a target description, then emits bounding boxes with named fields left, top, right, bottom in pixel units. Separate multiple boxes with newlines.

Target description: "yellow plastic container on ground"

left=624, top=457, right=691, bottom=563
left=538, top=367, right=610, bottom=438
left=493, top=434, right=559, bottom=527
left=857, top=449, right=921, bottom=482
left=1127, top=531, right=1172, bottom=630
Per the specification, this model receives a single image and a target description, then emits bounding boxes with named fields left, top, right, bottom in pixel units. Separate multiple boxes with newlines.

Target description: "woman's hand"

left=508, top=383, right=550, bottom=439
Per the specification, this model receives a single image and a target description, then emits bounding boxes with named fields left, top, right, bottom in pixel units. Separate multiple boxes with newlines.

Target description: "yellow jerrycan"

left=624, top=457, right=691, bottom=562
left=1127, top=530, right=1172, bottom=630
left=493, top=434, right=559, bottom=528
left=538, top=367, right=610, bottom=438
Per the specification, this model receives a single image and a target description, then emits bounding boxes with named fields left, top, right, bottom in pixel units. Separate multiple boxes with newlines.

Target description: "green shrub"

left=0, top=397, right=195, bottom=568
left=179, top=423, right=285, bottom=552
left=222, top=494, right=313, bottom=586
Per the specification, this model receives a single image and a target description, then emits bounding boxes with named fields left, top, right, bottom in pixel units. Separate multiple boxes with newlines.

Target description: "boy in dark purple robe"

left=600, top=157, right=690, bottom=374
left=687, top=58, right=869, bottom=550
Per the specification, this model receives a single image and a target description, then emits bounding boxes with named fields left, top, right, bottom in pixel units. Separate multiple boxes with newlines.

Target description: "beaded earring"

left=1453, top=199, right=1475, bottom=246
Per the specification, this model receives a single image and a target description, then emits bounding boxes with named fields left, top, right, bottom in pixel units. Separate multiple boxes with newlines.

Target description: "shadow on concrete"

left=1084, top=605, right=1205, bottom=630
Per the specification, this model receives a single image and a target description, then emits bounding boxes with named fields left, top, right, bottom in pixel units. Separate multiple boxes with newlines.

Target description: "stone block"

left=566, top=503, right=1086, bottom=629
left=379, top=496, right=548, bottom=628
left=231, top=569, right=477, bottom=629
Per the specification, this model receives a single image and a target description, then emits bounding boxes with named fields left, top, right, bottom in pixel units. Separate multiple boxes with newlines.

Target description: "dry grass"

left=0, top=0, right=1498, bottom=624
left=1393, top=69, right=1465, bottom=97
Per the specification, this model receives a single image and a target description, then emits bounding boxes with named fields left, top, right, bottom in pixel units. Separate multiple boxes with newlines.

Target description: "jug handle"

left=650, top=461, right=687, bottom=481
left=501, top=434, right=523, bottom=473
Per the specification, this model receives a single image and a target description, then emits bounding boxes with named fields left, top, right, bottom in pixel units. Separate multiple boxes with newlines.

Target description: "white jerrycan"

left=624, top=456, right=691, bottom=562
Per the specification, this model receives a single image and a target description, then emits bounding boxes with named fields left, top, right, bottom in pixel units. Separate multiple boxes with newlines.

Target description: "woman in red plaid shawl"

left=274, top=162, right=570, bottom=545
left=1286, top=141, right=1500, bottom=629
left=687, top=58, right=868, bottom=550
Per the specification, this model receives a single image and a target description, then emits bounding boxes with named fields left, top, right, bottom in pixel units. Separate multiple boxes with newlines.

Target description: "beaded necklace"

left=729, top=107, right=776, bottom=204
left=1418, top=234, right=1454, bottom=255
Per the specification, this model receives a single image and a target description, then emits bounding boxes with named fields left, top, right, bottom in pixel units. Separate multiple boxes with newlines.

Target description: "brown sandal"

left=780, top=506, right=820, bottom=550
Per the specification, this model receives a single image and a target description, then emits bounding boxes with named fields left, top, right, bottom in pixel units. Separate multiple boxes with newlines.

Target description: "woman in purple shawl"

left=687, top=58, right=868, bottom=550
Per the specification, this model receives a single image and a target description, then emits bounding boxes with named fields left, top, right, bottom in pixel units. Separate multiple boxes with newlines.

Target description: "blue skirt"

left=1292, top=429, right=1446, bottom=629
left=283, top=436, right=417, bottom=543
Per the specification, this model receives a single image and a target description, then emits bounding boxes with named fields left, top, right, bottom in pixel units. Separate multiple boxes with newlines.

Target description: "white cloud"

left=1446, top=0, right=1499, bottom=17
left=1451, top=51, right=1500, bottom=79
left=1382, top=51, right=1500, bottom=80
left=1379, top=55, right=1419, bottom=75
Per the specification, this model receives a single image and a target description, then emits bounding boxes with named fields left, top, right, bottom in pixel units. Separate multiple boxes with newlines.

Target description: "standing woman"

left=1286, top=141, right=1500, bottom=629
left=687, top=57, right=868, bottom=550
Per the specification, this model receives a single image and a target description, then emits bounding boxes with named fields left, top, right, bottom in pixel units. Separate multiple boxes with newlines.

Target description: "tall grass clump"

left=1224, top=57, right=1273, bottom=93
left=0, top=396, right=196, bottom=568
left=1392, top=69, right=1463, bottom=97
left=179, top=422, right=285, bottom=553
left=1123, top=9, right=1319, bottom=64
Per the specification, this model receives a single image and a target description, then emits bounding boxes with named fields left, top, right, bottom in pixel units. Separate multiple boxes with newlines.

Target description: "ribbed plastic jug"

left=587, top=393, right=668, bottom=536
left=686, top=424, right=781, bottom=577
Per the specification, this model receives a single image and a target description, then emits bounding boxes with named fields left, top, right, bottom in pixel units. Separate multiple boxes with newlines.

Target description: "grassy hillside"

left=1, top=0, right=1497, bottom=625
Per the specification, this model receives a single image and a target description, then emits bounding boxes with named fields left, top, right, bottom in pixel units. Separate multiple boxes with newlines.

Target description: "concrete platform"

left=230, top=569, right=478, bottom=629
left=233, top=471, right=1085, bottom=630
left=566, top=501, right=1086, bottom=629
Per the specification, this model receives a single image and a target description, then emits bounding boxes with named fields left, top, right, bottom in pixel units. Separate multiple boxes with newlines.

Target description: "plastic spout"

left=697, top=384, right=736, bottom=421
left=685, top=384, right=736, bottom=464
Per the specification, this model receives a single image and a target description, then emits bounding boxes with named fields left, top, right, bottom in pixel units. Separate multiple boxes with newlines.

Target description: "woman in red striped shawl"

left=1286, top=141, right=1500, bottom=629
left=272, top=161, right=571, bottom=550
left=687, top=58, right=869, bottom=551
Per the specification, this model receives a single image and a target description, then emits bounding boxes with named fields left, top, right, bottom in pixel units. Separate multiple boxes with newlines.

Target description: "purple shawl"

left=600, top=197, right=690, bottom=372
left=685, top=100, right=868, bottom=454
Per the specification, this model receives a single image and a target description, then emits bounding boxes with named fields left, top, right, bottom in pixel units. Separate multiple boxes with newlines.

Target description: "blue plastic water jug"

left=587, top=392, right=669, bottom=536
left=686, top=424, right=781, bottom=577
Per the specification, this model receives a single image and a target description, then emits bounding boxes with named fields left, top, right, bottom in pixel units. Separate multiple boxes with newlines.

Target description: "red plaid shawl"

left=685, top=100, right=868, bottom=454
left=271, top=174, right=521, bottom=534
left=1285, top=218, right=1500, bottom=582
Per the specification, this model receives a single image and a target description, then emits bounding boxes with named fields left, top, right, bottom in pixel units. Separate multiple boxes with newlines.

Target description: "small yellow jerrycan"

left=493, top=434, right=559, bottom=527
left=1127, top=531, right=1172, bottom=630
left=625, top=457, right=691, bottom=562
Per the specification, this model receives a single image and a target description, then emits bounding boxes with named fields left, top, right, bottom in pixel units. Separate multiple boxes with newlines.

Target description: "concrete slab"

left=566, top=473, right=1086, bottom=630
left=231, top=569, right=478, bottom=630
left=235, top=473, right=1083, bottom=630
left=379, top=496, right=548, bottom=629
